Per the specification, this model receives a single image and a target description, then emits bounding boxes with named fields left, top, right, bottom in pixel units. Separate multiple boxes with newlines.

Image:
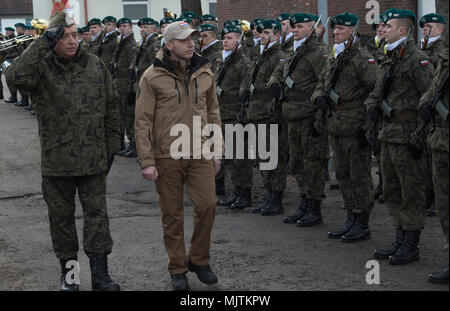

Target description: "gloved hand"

left=106, top=152, right=115, bottom=175
left=128, top=67, right=136, bottom=84
left=240, top=89, right=250, bottom=104
left=357, top=128, right=369, bottom=149
left=418, top=101, right=433, bottom=123
left=270, top=83, right=282, bottom=101
left=367, top=105, right=380, bottom=123
left=315, top=96, right=329, bottom=111
left=41, top=24, right=65, bottom=49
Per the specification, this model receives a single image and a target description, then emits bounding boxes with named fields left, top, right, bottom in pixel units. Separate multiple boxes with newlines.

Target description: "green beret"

left=88, top=18, right=102, bottom=26
left=5, top=27, right=15, bottom=31
left=277, top=13, right=291, bottom=22
left=14, top=23, right=25, bottom=28
left=160, top=17, right=175, bottom=25
left=181, top=11, right=197, bottom=19
left=200, top=14, right=217, bottom=23
left=176, top=17, right=193, bottom=24
left=257, top=19, right=282, bottom=33
left=250, top=18, right=264, bottom=30
left=371, top=14, right=386, bottom=30
left=224, top=20, right=242, bottom=27
left=102, top=16, right=117, bottom=24
left=81, top=26, right=90, bottom=33
left=384, top=8, right=416, bottom=24
left=138, top=17, right=158, bottom=27
left=199, top=23, right=217, bottom=32
left=48, top=11, right=75, bottom=28
left=419, top=13, right=446, bottom=28
left=24, top=25, right=34, bottom=31
left=331, top=12, right=359, bottom=28
left=290, top=13, right=319, bottom=27
left=221, top=25, right=242, bottom=39
left=77, top=27, right=82, bottom=34
left=117, top=18, right=132, bottom=27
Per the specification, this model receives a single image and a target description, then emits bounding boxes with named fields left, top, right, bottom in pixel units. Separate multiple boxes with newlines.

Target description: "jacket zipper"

left=174, top=78, right=181, bottom=104
left=194, top=78, right=198, bottom=104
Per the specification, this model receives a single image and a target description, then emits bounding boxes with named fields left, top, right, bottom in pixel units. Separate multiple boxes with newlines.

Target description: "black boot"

left=323, top=161, right=330, bottom=181
left=231, top=187, right=252, bottom=210
left=283, top=194, right=307, bottom=224
left=260, top=191, right=284, bottom=216
left=252, top=191, right=272, bottom=214
left=188, top=260, right=218, bottom=285
left=118, top=133, right=127, bottom=155
left=328, top=209, right=355, bottom=239
left=124, top=141, right=137, bottom=158
left=341, top=212, right=371, bottom=243
left=428, top=267, right=449, bottom=284
left=218, top=186, right=240, bottom=206
left=329, top=182, right=340, bottom=190
left=16, top=96, right=29, bottom=107
left=388, top=230, right=421, bottom=265
left=171, top=273, right=189, bottom=291
left=426, top=190, right=436, bottom=217
left=215, top=177, right=225, bottom=196
left=5, top=93, right=17, bottom=104
left=374, top=184, right=383, bottom=201
left=59, top=257, right=79, bottom=291
left=0, top=89, right=3, bottom=100
left=89, top=254, right=120, bottom=291
left=296, top=199, right=322, bottom=227
left=374, top=227, right=405, bottom=259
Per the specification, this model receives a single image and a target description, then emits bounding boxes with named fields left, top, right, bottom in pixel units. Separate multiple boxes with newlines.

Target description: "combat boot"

left=428, top=267, right=449, bottom=284
left=251, top=190, right=272, bottom=214
left=215, top=177, right=225, bottom=196
left=425, top=190, right=436, bottom=217
left=374, top=184, right=383, bottom=201
left=89, top=254, right=120, bottom=291
left=296, top=199, right=322, bottom=227
left=328, top=209, right=355, bottom=239
left=218, top=186, right=240, bottom=206
left=59, top=257, right=79, bottom=291
left=124, top=141, right=137, bottom=158
left=374, top=227, right=405, bottom=259
left=341, top=212, right=371, bottom=243
left=16, top=96, right=29, bottom=107
left=283, top=194, right=308, bottom=224
left=388, top=230, right=421, bottom=265
left=230, top=187, right=252, bottom=210
left=260, top=191, right=284, bottom=216
left=5, top=93, right=17, bottom=104
left=0, top=89, right=3, bottom=100
left=171, top=273, right=189, bottom=291
left=188, top=260, right=218, bottom=285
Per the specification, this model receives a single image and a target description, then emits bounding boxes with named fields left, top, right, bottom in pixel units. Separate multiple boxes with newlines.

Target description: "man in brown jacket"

left=135, top=21, right=222, bottom=291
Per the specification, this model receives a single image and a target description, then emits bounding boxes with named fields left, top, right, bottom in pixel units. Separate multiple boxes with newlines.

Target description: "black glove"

left=128, top=67, right=136, bottom=84
left=315, top=96, right=329, bottom=111
left=106, top=153, right=115, bottom=175
left=418, top=101, right=433, bottom=123
left=270, top=83, right=282, bottom=100
left=41, top=24, right=65, bottom=49
left=311, top=119, right=323, bottom=137
left=367, top=105, right=380, bottom=123
left=357, top=128, right=369, bottom=149
left=240, top=89, right=250, bottom=104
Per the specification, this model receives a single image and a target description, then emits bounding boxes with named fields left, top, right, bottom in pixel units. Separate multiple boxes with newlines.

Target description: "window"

left=209, top=0, right=217, bottom=17
left=123, top=0, right=150, bottom=22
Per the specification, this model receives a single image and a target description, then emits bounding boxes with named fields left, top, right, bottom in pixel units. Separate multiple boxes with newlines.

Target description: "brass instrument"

left=164, top=9, right=177, bottom=20
left=241, top=20, right=251, bottom=32
left=31, top=18, right=49, bottom=36
left=0, top=19, right=47, bottom=53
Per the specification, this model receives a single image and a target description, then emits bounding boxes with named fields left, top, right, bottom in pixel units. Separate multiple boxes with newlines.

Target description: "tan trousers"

left=154, top=158, right=217, bottom=274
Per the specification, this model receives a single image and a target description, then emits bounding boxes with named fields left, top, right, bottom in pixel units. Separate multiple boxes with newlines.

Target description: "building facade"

left=0, top=0, right=33, bottom=36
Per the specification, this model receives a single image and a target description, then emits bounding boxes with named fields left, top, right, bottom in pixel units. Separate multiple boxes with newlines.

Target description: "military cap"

left=138, top=17, right=158, bottom=27
left=24, top=25, right=34, bottom=31
left=15, top=23, right=26, bottom=28
left=290, top=13, right=319, bottom=27
left=102, top=16, right=117, bottom=24
left=181, top=11, right=197, bottom=19
left=199, top=23, right=217, bottom=32
left=250, top=18, right=264, bottom=30
left=160, top=17, right=175, bottom=25
left=5, top=27, right=15, bottom=32
left=221, top=25, right=242, bottom=39
left=48, top=11, right=75, bottom=28
left=384, top=8, right=416, bottom=24
left=331, top=12, right=359, bottom=28
left=77, top=27, right=82, bottom=34
left=419, top=13, right=446, bottom=28
left=256, top=19, right=282, bottom=33
left=277, top=13, right=291, bottom=22
left=87, top=18, right=102, bottom=26
left=117, top=18, right=132, bottom=27
left=81, top=26, right=90, bottom=33
left=200, top=14, right=217, bottom=23
left=224, top=19, right=242, bottom=27
left=371, top=14, right=386, bottom=30
left=176, top=17, right=193, bottom=24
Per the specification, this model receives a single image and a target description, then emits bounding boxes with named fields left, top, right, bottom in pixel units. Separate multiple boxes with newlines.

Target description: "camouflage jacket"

left=312, top=41, right=379, bottom=137
left=201, top=40, right=222, bottom=72
left=112, top=32, right=137, bottom=79
left=136, top=33, right=160, bottom=82
left=88, top=30, right=104, bottom=56
left=244, top=41, right=286, bottom=122
left=99, top=30, right=119, bottom=68
left=363, top=36, right=386, bottom=64
left=280, top=33, right=294, bottom=54
left=420, top=36, right=449, bottom=68
left=6, top=39, right=120, bottom=176
left=420, top=52, right=449, bottom=153
left=214, top=47, right=251, bottom=121
left=270, top=38, right=329, bottom=121
left=241, top=31, right=256, bottom=59
left=365, top=39, right=435, bottom=144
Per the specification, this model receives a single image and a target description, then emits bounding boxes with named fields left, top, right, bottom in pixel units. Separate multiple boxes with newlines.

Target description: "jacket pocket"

left=42, top=132, right=79, bottom=173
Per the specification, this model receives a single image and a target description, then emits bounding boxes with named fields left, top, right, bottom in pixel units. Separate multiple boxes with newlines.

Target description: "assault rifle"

left=267, top=16, right=322, bottom=117
left=421, top=25, right=432, bottom=50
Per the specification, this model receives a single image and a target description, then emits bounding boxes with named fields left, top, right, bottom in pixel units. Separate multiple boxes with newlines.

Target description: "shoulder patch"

left=323, top=54, right=328, bottom=59
left=280, top=58, right=286, bottom=63
left=420, top=60, right=430, bottom=66
left=368, top=58, right=376, bottom=64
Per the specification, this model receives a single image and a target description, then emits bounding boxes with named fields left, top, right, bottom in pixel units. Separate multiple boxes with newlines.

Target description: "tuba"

left=31, top=18, right=49, bottom=36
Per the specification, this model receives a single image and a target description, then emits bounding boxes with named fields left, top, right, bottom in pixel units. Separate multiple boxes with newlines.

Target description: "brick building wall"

left=218, top=0, right=417, bottom=43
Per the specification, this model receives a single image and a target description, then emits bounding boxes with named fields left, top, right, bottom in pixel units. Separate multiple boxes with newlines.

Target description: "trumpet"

left=0, top=35, right=35, bottom=52
left=163, top=9, right=177, bottom=20
left=31, top=18, right=48, bottom=36
left=241, top=20, right=251, bottom=32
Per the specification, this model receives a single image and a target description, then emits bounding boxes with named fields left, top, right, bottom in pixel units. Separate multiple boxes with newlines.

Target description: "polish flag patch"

left=420, top=60, right=430, bottom=66
left=323, top=54, right=329, bottom=59
left=368, top=58, right=376, bottom=64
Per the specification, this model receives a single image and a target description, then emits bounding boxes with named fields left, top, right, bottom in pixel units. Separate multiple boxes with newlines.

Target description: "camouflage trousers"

left=6, top=75, right=17, bottom=96
left=381, top=143, right=426, bottom=230
left=216, top=120, right=253, bottom=188
left=288, top=117, right=329, bottom=201
left=114, top=78, right=135, bottom=141
left=330, top=135, right=374, bottom=213
left=254, top=119, right=288, bottom=193
left=42, top=174, right=113, bottom=260
left=431, top=149, right=449, bottom=247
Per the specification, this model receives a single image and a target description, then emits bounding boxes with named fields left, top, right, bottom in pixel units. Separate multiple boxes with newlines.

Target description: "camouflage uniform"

left=364, top=36, right=386, bottom=64
left=6, top=38, right=120, bottom=259
left=98, top=30, right=119, bottom=71
left=88, top=30, right=104, bottom=56
left=112, top=33, right=137, bottom=142
left=421, top=36, right=448, bottom=68
left=201, top=40, right=222, bottom=72
left=280, top=33, right=294, bottom=53
left=136, top=33, right=160, bottom=84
